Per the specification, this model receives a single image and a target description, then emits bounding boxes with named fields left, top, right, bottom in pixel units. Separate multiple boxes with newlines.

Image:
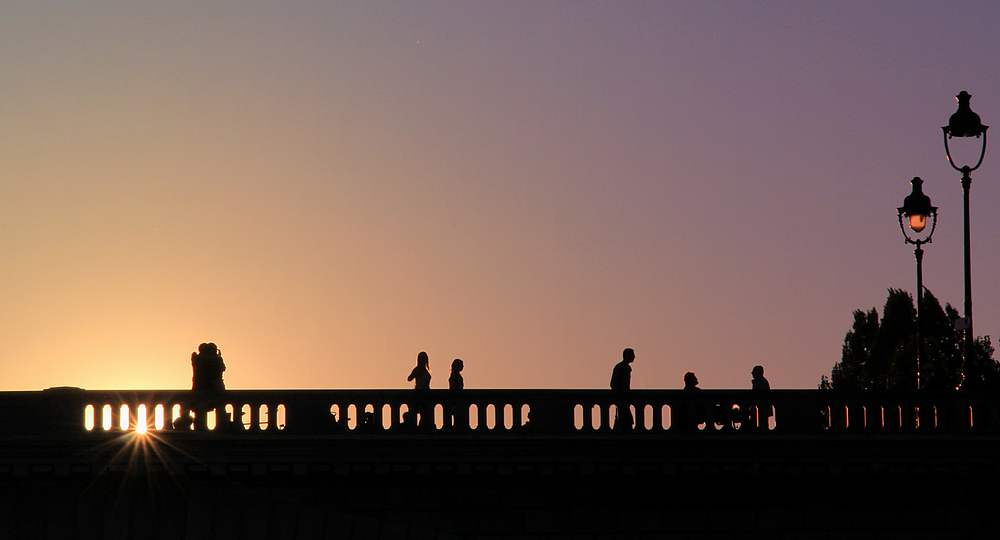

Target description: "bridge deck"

left=0, top=389, right=997, bottom=539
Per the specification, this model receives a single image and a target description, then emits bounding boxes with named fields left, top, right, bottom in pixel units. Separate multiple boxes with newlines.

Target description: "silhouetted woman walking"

left=407, top=351, right=432, bottom=428
left=407, top=351, right=431, bottom=390
left=449, top=358, right=464, bottom=390
left=448, top=358, right=466, bottom=429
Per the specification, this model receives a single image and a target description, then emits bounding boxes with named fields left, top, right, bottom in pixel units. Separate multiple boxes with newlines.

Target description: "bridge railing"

left=1, top=388, right=998, bottom=438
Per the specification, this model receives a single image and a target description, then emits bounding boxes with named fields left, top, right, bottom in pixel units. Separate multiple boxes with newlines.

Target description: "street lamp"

left=898, top=177, right=937, bottom=387
left=942, top=91, right=989, bottom=387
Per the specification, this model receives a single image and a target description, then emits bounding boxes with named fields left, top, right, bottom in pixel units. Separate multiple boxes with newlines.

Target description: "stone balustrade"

left=3, top=387, right=997, bottom=438
left=1, top=388, right=999, bottom=538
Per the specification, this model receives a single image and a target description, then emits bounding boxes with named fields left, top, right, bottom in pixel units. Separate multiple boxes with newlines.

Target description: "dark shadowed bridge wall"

left=0, top=388, right=998, bottom=539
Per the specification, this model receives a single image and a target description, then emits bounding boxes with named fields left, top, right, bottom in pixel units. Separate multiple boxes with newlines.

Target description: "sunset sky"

left=1, top=2, right=999, bottom=391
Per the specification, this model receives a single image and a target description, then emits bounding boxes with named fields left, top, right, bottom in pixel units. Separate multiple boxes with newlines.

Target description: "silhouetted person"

left=449, top=358, right=464, bottom=390
left=192, top=342, right=226, bottom=391
left=408, top=351, right=431, bottom=390
left=448, top=358, right=466, bottom=429
left=611, top=348, right=634, bottom=391
left=751, top=365, right=770, bottom=392
left=684, top=371, right=700, bottom=391
left=177, top=342, right=226, bottom=430
left=678, top=371, right=704, bottom=431
left=750, top=365, right=771, bottom=430
left=610, top=348, right=635, bottom=430
left=407, top=351, right=431, bottom=428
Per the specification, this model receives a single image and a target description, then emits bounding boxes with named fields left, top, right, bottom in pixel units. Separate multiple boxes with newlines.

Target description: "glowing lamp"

left=897, top=177, right=936, bottom=234
left=897, top=176, right=937, bottom=388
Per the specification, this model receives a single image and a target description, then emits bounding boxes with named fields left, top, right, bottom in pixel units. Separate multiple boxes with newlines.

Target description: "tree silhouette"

left=824, top=288, right=997, bottom=390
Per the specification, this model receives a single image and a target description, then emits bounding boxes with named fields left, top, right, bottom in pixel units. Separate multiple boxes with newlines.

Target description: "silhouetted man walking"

left=750, top=365, right=771, bottom=430
left=611, top=348, right=635, bottom=430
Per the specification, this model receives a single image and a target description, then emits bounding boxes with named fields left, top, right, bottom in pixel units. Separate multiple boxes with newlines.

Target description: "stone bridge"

left=0, top=388, right=997, bottom=539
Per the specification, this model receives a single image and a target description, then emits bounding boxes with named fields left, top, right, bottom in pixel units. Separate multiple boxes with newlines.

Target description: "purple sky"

left=1, top=2, right=999, bottom=390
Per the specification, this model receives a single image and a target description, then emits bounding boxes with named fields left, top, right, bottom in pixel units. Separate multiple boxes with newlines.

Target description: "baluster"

left=949, top=399, right=968, bottom=430
left=478, top=403, right=488, bottom=430
left=883, top=404, right=901, bottom=430
left=415, top=400, right=428, bottom=429
left=969, top=400, right=987, bottom=431
left=370, top=403, right=384, bottom=431
left=848, top=404, right=865, bottom=430
left=335, top=402, right=344, bottom=430
left=901, top=403, right=917, bottom=430
left=391, top=403, right=401, bottom=429
left=203, top=404, right=214, bottom=431
left=863, top=404, right=882, bottom=430
left=83, top=404, right=92, bottom=431
left=916, top=402, right=934, bottom=430
left=263, top=402, right=274, bottom=431
left=982, top=399, right=996, bottom=431
left=246, top=402, right=258, bottom=432
left=214, top=402, right=228, bottom=431
left=191, top=401, right=205, bottom=431
left=169, top=403, right=179, bottom=430
left=937, top=401, right=952, bottom=430
left=831, top=404, right=847, bottom=429
left=261, top=401, right=272, bottom=431
left=962, top=401, right=976, bottom=430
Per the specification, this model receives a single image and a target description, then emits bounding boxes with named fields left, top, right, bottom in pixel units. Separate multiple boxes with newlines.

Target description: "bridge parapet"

left=3, top=388, right=998, bottom=439
left=2, top=388, right=1000, bottom=538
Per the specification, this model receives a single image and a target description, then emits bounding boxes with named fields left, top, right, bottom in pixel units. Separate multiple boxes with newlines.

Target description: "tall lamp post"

left=942, top=91, right=988, bottom=386
left=898, top=177, right=937, bottom=387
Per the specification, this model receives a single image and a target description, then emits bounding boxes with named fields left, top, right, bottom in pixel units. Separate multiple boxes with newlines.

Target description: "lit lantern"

left=898, top=177, right=936, bottom=234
